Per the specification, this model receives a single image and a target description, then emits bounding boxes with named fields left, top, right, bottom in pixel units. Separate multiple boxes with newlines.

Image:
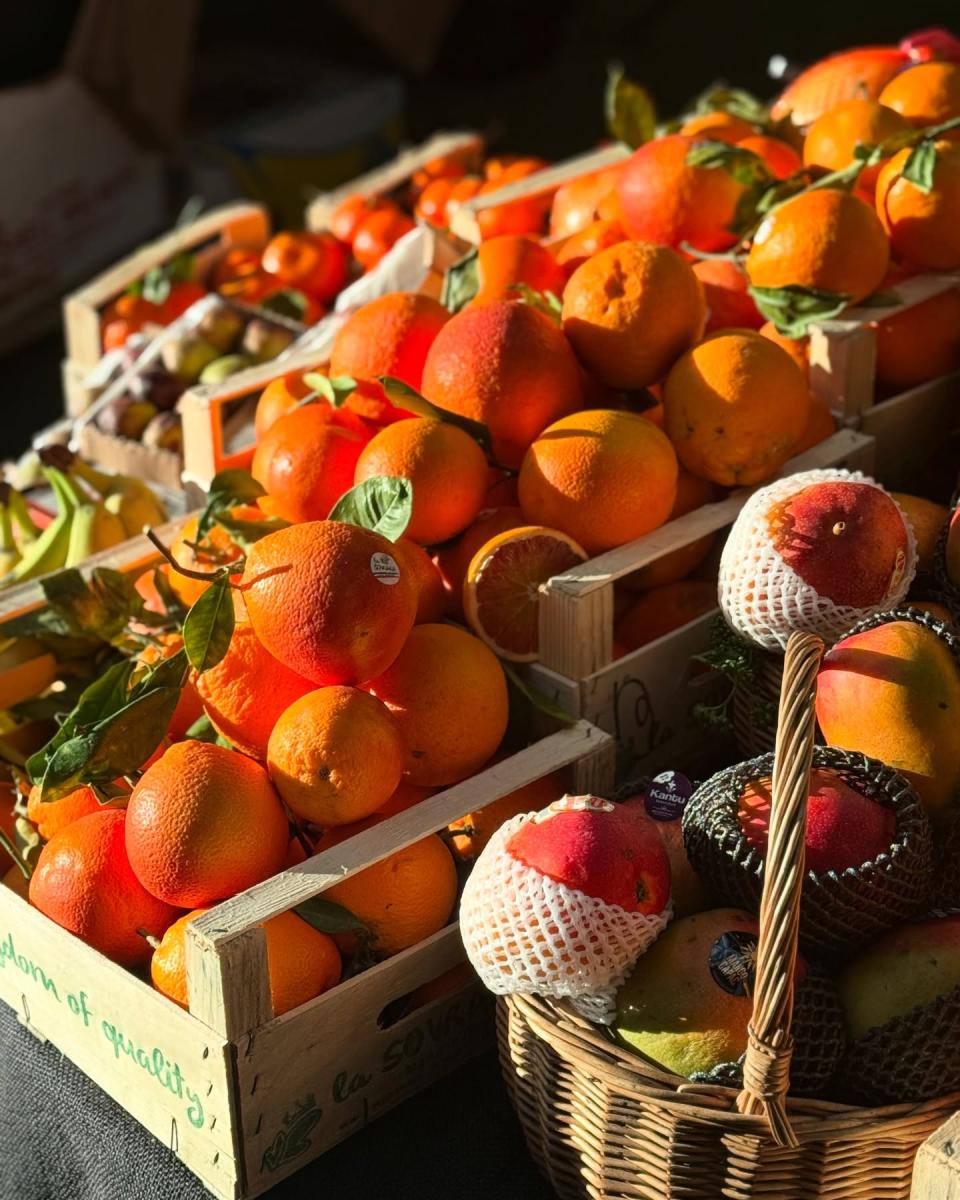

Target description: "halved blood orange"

left=463, top=525, right=588, bottom=661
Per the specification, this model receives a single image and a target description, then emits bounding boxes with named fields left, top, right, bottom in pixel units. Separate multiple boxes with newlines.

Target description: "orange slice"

left=463, top=525, right=588, bottom=661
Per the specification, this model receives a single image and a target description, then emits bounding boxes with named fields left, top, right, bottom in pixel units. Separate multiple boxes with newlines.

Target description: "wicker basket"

left=497, top=632, right=960, bottom=1200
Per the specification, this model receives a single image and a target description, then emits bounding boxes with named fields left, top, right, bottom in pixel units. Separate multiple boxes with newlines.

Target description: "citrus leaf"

left=152, top=566, right=189, bottom=621
left=685, top=140, right=769, bottom=189
left=134, top=646, right=188, bottom=695
left=903, top=139, right=938, bottom=193
left=212, top=511, right=289, bottom=550
left=689, top=85, right=770, bottom=127
left=441, top=247, right=479, bottom=314
left=605, top=61, right=656, bottom=148
left=84, top=687, right=180, bottom=782
left=329, top=477, right=413, bottom=542
left=376, top=377, right=492, bottom=449
left=295, top=896, right=367, bottom=934
left=508, top=283, right=562, bottom=323
left=748, top=284, right=852, bottom=337
left=301, top=373, right=357, bottom=409
left=41, top=567, right=141, bottom=644
left=141, top=265, right=172, bottom=306
left=501, top=662, right=575, bottom=726
left=182, top=579, right=234, bottom=673
left=197, top=469, right=266, bottom=539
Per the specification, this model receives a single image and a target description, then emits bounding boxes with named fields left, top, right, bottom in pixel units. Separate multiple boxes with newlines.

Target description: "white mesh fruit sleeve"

left=718, top=468, right=918, bottom=652
left=459, top=814, right=672, bottom=1024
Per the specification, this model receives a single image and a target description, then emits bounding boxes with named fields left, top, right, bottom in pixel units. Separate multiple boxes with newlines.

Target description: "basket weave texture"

left=497, top=632, right=960, bottom=1200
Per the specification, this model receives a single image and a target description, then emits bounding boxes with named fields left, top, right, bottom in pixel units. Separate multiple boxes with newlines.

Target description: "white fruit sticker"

left=370, top=552, right=401, bottom=585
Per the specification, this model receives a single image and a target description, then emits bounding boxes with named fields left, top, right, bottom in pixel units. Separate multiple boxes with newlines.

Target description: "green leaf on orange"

left=295, top=896, right=368, bottom=934
left=441, top=247, right=479, bottom=314
left=605, top=61, right=657, bottom=148
left=329, top=477, right=413, bottom=542
left=688, top=85, right=770, bottom=128
left=748, top=284, right=852, bottom=337
left=508, top=283, right=562, bottom=323
left=903, top=139, right=938, bottom=193
left=302, top=372, right=357, bottom=409
left=197, top=468, right=266, bottom=539
left=183, top=578, right=235, bottom=674
left=376, top=377, right=491, bottom=449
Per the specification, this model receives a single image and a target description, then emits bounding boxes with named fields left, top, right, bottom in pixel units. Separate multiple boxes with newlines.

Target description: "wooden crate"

left=525, top=429, right=876, bottom=778
left=305, top=131, right=484, bottom=232
left=63, top=202, right=272, bottom=377
left=0, top=643, right=612, bottom=1200
left=178, top=226, right=460, bottom=491
left=912, top=1111, right=960, bottom=1199
left=809, top=270, right=960, bottom=492
left=447, top=143, right=630, bottom=245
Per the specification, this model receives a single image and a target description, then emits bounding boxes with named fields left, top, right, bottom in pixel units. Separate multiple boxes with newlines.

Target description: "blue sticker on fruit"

left=709, top=930, right=758, bottom=997
left=644, top=771, right=693, bottom=822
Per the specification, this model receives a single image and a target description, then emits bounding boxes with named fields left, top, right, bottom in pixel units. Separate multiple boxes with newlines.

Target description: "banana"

left=65, top=502, right=128, bottom=567
left=0, top=495, right=20, bottom=581
left=5, top=488, right=41, bottom=545
left=71, top=459, right=167, bottom=537
left=3, top=467, right=85, bottom=586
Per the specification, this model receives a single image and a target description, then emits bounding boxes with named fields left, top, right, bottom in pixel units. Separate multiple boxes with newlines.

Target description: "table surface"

left=0, top=998, right=556, bottom=1200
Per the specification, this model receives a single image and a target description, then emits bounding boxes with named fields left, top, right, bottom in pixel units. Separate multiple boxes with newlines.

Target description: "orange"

left=693, top=258, right=763, bottom=333
left=410, top=149, right=469, bottom=199
left=561, top=242, right=706, bottom=389
left=663, top=330, right=810, bottom=486
left=874, top=289, right=960, bottom=391
left=463, top=525, right=588, bottom=661
left=771, top=45, right=909, bottom=128
left=27, top=783, right=125, bottom=842
left=554, top=218, right=627, bottom=274
left=159, top=280, right=207, bottom=323
left=261, top=231, right=348, bottom=301
left=254, top=371, right=313, bottom=441
left=328, top=194, right=392, bottom=246
left=475, top=159, right=551, bottom=239
left=353, top=418, right=488, bottom=546
left=167, top=505, right=260, bottom=608
left=432, top=175, right=484, bottom=226
left=366, top=623, right=508, bottom=787
left=746, top=188, right=890, bottom=303
left=469, top=234, right=567, bottom=308
left=251, top=403, right=368, bottom=524
left=890, top=493, right=949, bottom=574
left=408, top=963, right=475, bottom=1010
left=759, top=320, right=809, bottom=379
left=152, top=908, right=341, bottom=1015
left=549, top=164, right=626, bottom=238
left=622, top=469, right=719, bottom=591
left=208, top=245, right=261, bottom=290
left=329, top=292, right=450, bottom=411
left=126, top=740, right=289, bottom=907
left=875, top=141, right=960, bottom=269
left=518, top=410, right=679, bottom=556
left=394, top=538, right=447, bottom=623
left=616, top=134, right=755, bottom=253
left=421, top=300, right=583, bottom=469
left=435, top=506, right=527, bottom=617
left=615, top=580, right=719, bottom=652
left=737, top=135, right=803, bottom=181
left=352, top=206, right=415, bottom=270
left=29, top=810, right=178, bottom=966
left=241, top=520, right=417, bottom=686
left=791, top=392, right=837, bottom=455
left=679, top=111, right=756, bottom=143
left=134, top=564, right=172, bottom=616
left=316, top=823, right=457, bottom=958
left=376, top=780, right=437, bottom=818
left=195, top=622, right=315, bottom=760
left=802, top=99, right=909, bottom=189
left=267, top=685, right=405, bottom=826
left=447, top=769, right=565, bottom=860
left=879, top=62, right=960, bottom=128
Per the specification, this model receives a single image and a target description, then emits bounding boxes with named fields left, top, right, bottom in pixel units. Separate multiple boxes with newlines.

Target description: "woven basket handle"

left=735, top=630, right=824, bottom=1147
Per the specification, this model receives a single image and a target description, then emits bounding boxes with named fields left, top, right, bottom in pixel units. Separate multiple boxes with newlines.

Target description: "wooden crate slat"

left=305, top=131, right=484, bottom=232
left=64, top=203, right=271, bottom=369
left=861, top=370, right=960, bottom=492
left=448, top=143, right=631, bottom=244
left=0, top=888, right=240, bottom=1198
